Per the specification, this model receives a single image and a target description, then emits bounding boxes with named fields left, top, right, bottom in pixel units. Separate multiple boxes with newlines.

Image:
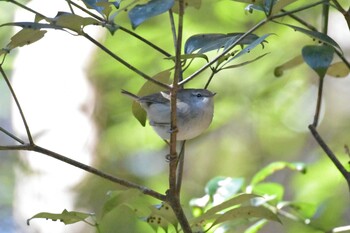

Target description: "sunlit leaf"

left=27, top=209, right=93, bottom=225
left=128, top=0, right=174, bottom=29
left=302, top=45, right=334, bottom=79
left=192, top=193, right=259, bottom=224
left=185, top=33, right=262, bottom=54
left=250, top=161, right=306, bottom=186
left=172, top=0, right=201, bottom=13
left=205, top=176, right=244, bottom=198
left=131, top=69, right=172, bottom=126
left=274, top=54, right=303, bottom=77
left=6, top=28, right=46, bottom=50
left=250, top=183, right=284, bottom=202
left=278, top=201, right=317, bottom=219
left=102, top=189, right=149, bottom=218
left=327, top=61, right=350, bottom=78
left=213, top=206, right=280, bottom=226
left=145, top=203, right=177, bottom=231
left=51, top=12, right=100, bottom=33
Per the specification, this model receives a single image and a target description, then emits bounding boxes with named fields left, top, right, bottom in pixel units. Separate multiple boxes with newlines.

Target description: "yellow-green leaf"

left=274, top=54, right=303, bottom=77
left=327, top=61, right=350, bottom=78
left=6, top=29, right=46, bottom=50
left=132, top=69, right=171, bottom=126
left=213, top=206, right=280, bottom=226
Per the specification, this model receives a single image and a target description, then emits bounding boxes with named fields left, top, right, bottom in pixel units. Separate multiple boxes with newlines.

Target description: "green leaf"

left=131, top=69, right=171, bottom=126
left=278, top=201, right=317, bottom=219
left=327, top=61, right=350, bottom=78
left=205, top=176, right=244, bottom=198
left=185, top=33, right=262, bottom=54
left=276, top=22, right=342, bottom=54
left=6, top=28, right=47, bottom=50
left=250, top=162, right=306, bottom=186
left=102, top=189, right=148, bottom=218
left=274, top=54, right=304, bottom=77
left=250, top=183, right=284, bottom=202
left=192, top=193, right=259, bottom=224
left=27, top=209, right=93, bottom=225
left=213, top=206, right=280, bottom=226
left=128, top=0, right=174, bottom=29
left=302, top=45, right=334, bottom=79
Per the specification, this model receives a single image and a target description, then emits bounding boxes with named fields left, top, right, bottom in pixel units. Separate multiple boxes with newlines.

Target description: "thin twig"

left=0, top=127, right=25, bottom=145
left=0, top=66, right=33, bottom=144
left=176, top=141, right=186, bottom=195
left=308, top=125, right=350, bottom=193
left=82, top=32, right=170, bottom=90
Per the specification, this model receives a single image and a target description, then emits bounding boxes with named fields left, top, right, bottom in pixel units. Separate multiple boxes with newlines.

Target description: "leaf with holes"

left=302, top=45, right=334, bottom=79
left=27, top=209, right=93, bottom=226
left=277, top=22, right=342, bottom=54
left=6, top=29, right=46, bottom=50
left=128, top=0, right=174, bottom=29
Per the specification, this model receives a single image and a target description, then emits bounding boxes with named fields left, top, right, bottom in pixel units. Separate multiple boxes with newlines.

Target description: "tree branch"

left=167, top=1, right=192, bottom=232
left=0, top=143, right=167, bottom=201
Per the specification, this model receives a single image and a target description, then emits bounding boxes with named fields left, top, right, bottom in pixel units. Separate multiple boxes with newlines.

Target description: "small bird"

left=121, top=88, right=215, bottom=140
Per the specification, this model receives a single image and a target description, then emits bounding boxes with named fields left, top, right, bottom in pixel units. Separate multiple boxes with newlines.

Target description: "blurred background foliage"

left=1, top=0, right=350, bottom=232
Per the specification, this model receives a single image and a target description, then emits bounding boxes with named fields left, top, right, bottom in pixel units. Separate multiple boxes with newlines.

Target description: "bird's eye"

left=195, top=93, right=202, bottom=97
